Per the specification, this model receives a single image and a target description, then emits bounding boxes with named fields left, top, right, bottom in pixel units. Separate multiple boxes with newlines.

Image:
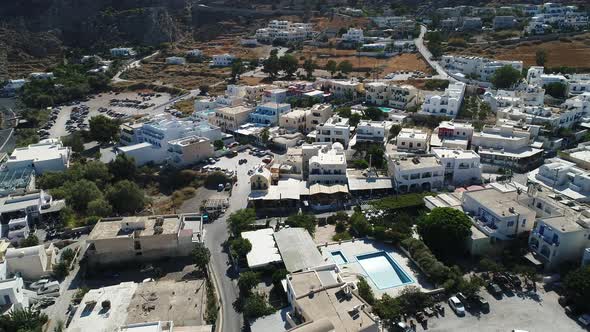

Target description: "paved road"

left=204, top=151, right=267, bottom=332
left=414, top=25, right=455, bottom=82
left=112, top=51, right=160, bottom=83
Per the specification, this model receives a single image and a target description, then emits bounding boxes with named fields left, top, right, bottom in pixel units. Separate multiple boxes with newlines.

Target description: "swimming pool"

left=356, top=251, right=413, bottom=289
left=330, top=250, right=348, bottom=264
left=378, top=107, right=393, bottom=113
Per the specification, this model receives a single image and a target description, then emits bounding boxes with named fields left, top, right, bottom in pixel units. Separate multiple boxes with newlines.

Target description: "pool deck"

left=318, top=239, right=434, bottom=298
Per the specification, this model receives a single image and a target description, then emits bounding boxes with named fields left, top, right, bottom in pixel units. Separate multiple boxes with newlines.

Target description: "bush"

left=242, top=293, right=275, bottom=319
left=357, top=277, right=375, bottom=305
left=401, top=238, right=452, bottom=285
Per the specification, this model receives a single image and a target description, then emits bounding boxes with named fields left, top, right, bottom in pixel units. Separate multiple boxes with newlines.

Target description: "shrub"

left=357, top=277, right=375, bottom=305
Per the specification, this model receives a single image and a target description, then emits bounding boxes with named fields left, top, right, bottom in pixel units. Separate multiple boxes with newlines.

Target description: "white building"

left=496, top=104, right=584, bottom=130
left=255, top=20, right=313, bottom=43
left=167, top=136, right=214, bottom=167
left=279, top=109, right=307, bottom=132
left=419, top=82, right=466, bottom=118
left=441, top=55, right=523, bottom=82
left=305, top=104, right=334, bottom=132
left=4, top=139, right=70, bottom=174
left=395, top=128, right=429, bottom=152
left=432, top=147, right=482, bottom=186
left=165, top=56, right=186, bottom=65
left=0, top=277, right=29, bottom=314
left=341, top=28, right=364, bottom=43
left=186, top=49, right=202, bottom=58
left=389, top=155, right=444, bottom=193
left=430, top=121, right=473, bottom=149
left=529, top=157, right=590, bottom=203
left=483, top=85, right=545, bottom=111
left=308, top=143, right=347, bottom=185
left=314, top=116, right=351, bottom=148
left=249, top=103, right=292, bottom=126
left=316, top=79, right=362, bottom=99
left=212, top=54, right=236, bottom=67
left=526, top=66, right=567, bottom=87
left=194, top=84, right=246, bottom=112
left=213, top=105, right=254, bottom=132
left=462, top=17, right=482, bottom=31
left=364, top=81, right=418, bottom=110
left=568, top=74, right=590, bottom=95
left=355, top=120, right=393, bottom=144
left=5, top=244, right=57, bottom=280
left=110, top=48, right=135, bottom=57
left=493, top=16, right=517, bottom=30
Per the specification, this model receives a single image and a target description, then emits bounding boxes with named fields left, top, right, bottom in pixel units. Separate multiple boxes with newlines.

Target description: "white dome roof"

left=332, top=142, right=344, bottom=151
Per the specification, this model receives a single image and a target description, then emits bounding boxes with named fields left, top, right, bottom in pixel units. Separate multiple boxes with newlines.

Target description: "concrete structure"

left=165, top=56, right=186, bottom=65
left=274, top=228, right=324, bottom=273
left=255, top=20, right=313, bottom=43
left=166, top=136, right=214, bottom=167
left=441, top=56, right=523, bottom=83
left=186, top=49, right=202, bottom=58
left=316, top=79, right=362, bottom=100
left=314, top=116, right=351, bottom=148
left=110, top=48, right=135, bottom=57
left=432, top=147, right=482, bottom=186
left=279, top=109, right=307, bottom=132
left=5, top=244, right=57, bottom=280
left=484, top=85, right=546, bottom=111
left=213, top=105, right=254, bottom=132
left=430, top=121, right=473, bottom=149
left=496, top=104, right=584, bottom=130
left=211, top=54, right=235, bottom=67
left=493, top=16, right=517, bottom=30
left=526, top=66, right=567, bottom=87
left=4, top=139, right=70, bottom=174
left=250, top=103, right=292, bottom=126
left=529, top=158, right=590, bottom=203
left=341, top=28, right=364, bottom=43
left=305, top=104, right=333, bottom=132
left=395, top=128, right=428, bottom=152
left=261, top=89, right=288, bottom=104
left=568, top=74, right=590, bottom=95
left=364, top=82, right=417, bottom=110
left=308, top=143, right=347, bottom=185
left=462, top=17, right=483, bottom=31
left=0, top=277, right=29, bottom=314
left=419, top=82, right=466, bottom=118
left=86, top=215, right=199, bottom=266
left=241, top=228, right=282, bottom=269
left=355, top=121, right=393, bottom=143
left=389, top=155, right=444, bottom=193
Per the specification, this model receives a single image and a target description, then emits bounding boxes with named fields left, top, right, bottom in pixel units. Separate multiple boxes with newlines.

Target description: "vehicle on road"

left=29, top=279, right=50, bottom=290
left=448, top=296, right=465, bottom=316
left=37, top=281, right=60, bottom=295
left=579, top=314, right=590, bottom=327
left=487, top=282, right=502, bottom=297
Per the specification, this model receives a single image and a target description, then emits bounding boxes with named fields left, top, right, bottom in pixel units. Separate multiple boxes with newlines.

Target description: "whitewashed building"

left=430, top=121, right=473, bottom=149
left=314, top=116, right=351, bottom=148
left=308, top=143, right=347, bottom=185
left=341, top=28, right=364, bottom=43
left=165, top=56, right=186, bottom=65
left=4, top=139, right=70, bottom=174
left=441, top=55, right=523, bottom=82
left=432, top=147, right=482, bottom=186
left=364, top=82, right=418, bottom=110
left=355, top=121, right=393, bottom=144
left=389, top=155, right=444, bottom=193
left=255, top=20, right=314, bottom=43
left=167, top=136, right=214, bottom=167
left=395, top=128, right=429, bottom=152
left=212, top=54, right=236, bottom=67
left=419, top=82, right=466, bottom=118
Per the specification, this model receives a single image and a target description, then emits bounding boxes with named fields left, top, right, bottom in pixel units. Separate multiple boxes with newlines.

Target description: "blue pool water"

left=378, top=107, right=393, bottom=113
left=356, top=251, right=413, bottom=289
left=331, top=251, right=348, bottom=264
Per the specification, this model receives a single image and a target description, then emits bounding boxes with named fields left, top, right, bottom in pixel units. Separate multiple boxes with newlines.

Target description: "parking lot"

left=46, top=91, right=173, bottom=138
left=423, top=287, right=585, bottom=332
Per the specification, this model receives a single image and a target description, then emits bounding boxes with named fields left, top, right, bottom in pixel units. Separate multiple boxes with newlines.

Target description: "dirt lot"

left=315, top=224, right=337, bottom=244
left=294, top=46, right=431, bottom=74
left=452, top=33, right=590, bottom=68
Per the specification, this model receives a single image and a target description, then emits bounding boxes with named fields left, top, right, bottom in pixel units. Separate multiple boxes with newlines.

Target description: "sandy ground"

left=49, top=91, right=172, bottom=138
left=314, top=224, right=337, bottom=244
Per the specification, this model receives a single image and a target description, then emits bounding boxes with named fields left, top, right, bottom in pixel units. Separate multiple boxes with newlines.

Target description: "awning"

left=523, top=252, right=544, bottom=266
left=308, top=184, right=349, bottom=196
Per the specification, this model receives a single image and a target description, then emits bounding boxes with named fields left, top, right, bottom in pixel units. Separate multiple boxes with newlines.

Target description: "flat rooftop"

left=464, top=188, right=534, bottom=218
left=432, top=147, right=479, bottom=159
left=274, top=228, right=324, bottom=272
left=168, top=135, right=209, bottom=146
left=7, top=139, right=69, bottom=163
left=395, top=156, right=441, bottom=169
left=217, top=105, right=253, bottom=115
left=541, top=215, right=586, bottom=233
left=88, top=215, right=182, bottom=241
left=241, top=228, right=282, bottom=268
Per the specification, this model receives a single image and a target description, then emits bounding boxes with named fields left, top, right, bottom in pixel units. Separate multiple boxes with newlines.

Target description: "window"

left=134, top=241, right=142, bottom=250
left=507, top=221, right=514, bottom=227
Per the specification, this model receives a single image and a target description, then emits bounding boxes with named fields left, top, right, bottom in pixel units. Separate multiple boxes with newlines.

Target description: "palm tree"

left=0, top=308, right=48, bottom=332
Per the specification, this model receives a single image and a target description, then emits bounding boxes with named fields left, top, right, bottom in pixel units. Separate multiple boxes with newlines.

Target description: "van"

left=37, top=281, right=60, bottom=295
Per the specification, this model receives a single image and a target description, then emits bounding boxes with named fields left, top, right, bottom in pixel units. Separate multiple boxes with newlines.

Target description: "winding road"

left=414, top=25, right=455, bottom=82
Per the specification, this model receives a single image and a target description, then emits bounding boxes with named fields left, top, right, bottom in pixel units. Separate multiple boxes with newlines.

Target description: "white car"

left=29, top=279, right=50, bottom=290
left=448, top=296, right=466, bottom=316
left=37, top=281, right=60, bottom=295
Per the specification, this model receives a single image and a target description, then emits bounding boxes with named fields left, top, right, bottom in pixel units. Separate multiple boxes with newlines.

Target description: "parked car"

left=475, top=297, right=489, bottom=312
left=448, top=296, right=465, bottom=316
left=217, top=184, right=224, bottom=191
left=456, top=293, right=470, bottom=309
left=37, top=281, right=60, bottom=295
left=228, top=142, right=240, bottom=148
left=29, top=279, right=50, bottom=290
left=579, top=314, right=590, bottom=327
left=487, top=283, right=502, bottom=297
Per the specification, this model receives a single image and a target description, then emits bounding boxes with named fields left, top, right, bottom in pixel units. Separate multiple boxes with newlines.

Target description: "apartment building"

left=496, top=104, right=584, bottom=130
left=364, top=81, right=417, bottom=110
left=430, top=121, right=473, bottom=149
left=432, top=147, right=481, bottom=186
left=5, top=244, right=57, bottom=280
left=308, top=143, right=347, bottom=185
left=261, top=88, right=288, bottom=104
left=86, top=214, right=200, bottom=265
left=166, top=136, right=214, bottom=167
left=186, top=49, right=202, bottom=58
left=389, top=155, right=444, bottom=193
left=165, top=56, right=186, bottom=65
left=214, top=105, right=255, bottom=132
left=355, top=120, right=393, bottom=144
left=395, top=128, right=429, bottom=152
left=255, top=20, right=314, bottom=43
left=493, top=16, right=517, bottom=30
left=341, top=28, right=364, bottom=43
left=194, top=84, right=246, bottom=112
left=419, top=82, right=466, bottom=118
left=316, top=79, right=362, bottom=99
left=441, top=55, right=523, bottom=82
left=462, top=17, right=482, bottom=31
left=315, top=116, right=351, bottom=148
left=305, top=104, right=334, bottom=132
left=4, top=139, right=70, bottom=174
left=279, top=109, right=307, bottom=132
left=244, top=84, right=274, bottom=102
left=472, top=124, right=543, bottom=171
left=119, top=122, right=144, bottom=146
left=530, top=157, right=590, bottom=203
left=568, top=74, right=590, bottom=95
left=0, top=277, right=29, bottom=314
left=212, top=54, right=235, bottom=67
left=249, top=103, right=292, bottom=126
left=526, top=66, right=567, bottom=87
left=110, top=48, right=135, bottom=57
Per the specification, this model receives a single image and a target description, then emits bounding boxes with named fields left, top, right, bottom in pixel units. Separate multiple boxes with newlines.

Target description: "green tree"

left=0, top=308, right=48, bottom=332
left=544, top=82, right=567, bottom=99
left=238, top=271, right=260, bottom=294
left=457, top=276, right=484, bottom=300
left=398, top=286, right=433, bottom=314
left=285, top=213, right=317, bottom=235
left=199, top=85, right=210, bottom=95
left=279, top=54, right=299, bottom=77
left=535, top=49, right=547, bottom=66
left=64, top=180, right=103, bottom=213
left=231, top=60, right=245, bottom=81
left=349, top=211, right=371, bottom=237
left=191, top=242, right=211, bottom=274
left=262, top=51, right=281, bottom=79
left=230, top=237, right=252, bottom=258
left=326, top=60, right=338, bottom=77
left=362, top=107, right=384, bottom=121
left=417, top=207, right=472, bottom=258
left=357, top=276, right=375, bottom=305
left=109, top=154, right=137, bottom=181
left=227, top=209, right=256, bottom=236
left=491, top=65, right=522, bottom=89
left=21, top=234, right=39, bottom=247
left=242, top=293, right=275, bottom=319
left=87, top=198, right=113, bottom=217
left=89, top=115, right=119, bottom=144
left=106, top=180, right=147, bottom=214
left=63, top=132, right=85, bottom=153
left=260, top=128, right=270, bottom=144
left=214, top=139, right=225, bottom=150
left=564, top=266, right=590, bottom=312
left=52, top=261, right=69, bottom=279
left=83, top=161, right=112, bottom=187
left=373, top=294, right=402, bottom=322
left=337, top=60, right=353, bottom=75
left=303, top=58, right=316, bottom=79
left=349, top=113, right=362, bottom=127
left=389, top=125, right=402, bottom=138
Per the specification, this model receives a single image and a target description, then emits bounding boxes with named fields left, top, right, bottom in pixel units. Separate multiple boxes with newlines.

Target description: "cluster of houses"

left=255, top=20, right=314, bottom=44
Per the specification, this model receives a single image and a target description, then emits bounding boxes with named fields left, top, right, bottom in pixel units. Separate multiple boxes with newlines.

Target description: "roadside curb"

left=208, top=261, right=224, bottom=332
